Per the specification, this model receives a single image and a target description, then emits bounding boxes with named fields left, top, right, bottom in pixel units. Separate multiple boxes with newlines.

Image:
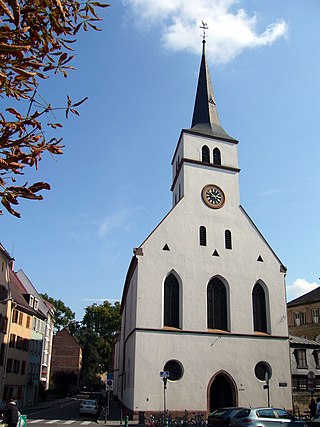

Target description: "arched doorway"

left=209, top=373, right=237, bottom=412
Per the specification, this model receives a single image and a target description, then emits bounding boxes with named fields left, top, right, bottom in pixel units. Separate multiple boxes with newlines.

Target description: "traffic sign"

left=106, top=379, right=113, bottom=391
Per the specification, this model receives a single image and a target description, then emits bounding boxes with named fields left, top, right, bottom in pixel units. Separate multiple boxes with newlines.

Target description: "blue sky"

left=1, top=0, right=320, bottom=319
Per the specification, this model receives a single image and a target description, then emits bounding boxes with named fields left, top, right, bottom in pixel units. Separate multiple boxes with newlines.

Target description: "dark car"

left=208, top=408, right=246, bottom=427
left=230, top=408, right=307, bottom=427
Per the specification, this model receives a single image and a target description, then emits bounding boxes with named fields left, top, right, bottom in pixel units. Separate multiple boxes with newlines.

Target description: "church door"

left=209, top=373, right=236, bottom=412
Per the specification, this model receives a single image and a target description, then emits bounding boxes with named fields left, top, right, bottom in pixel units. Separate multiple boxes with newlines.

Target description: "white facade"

left=113, top=44, right=292, bottom=417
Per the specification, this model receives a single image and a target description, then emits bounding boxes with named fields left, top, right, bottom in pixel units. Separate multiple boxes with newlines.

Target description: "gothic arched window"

left=199, top=226, right=207, bottom=246
left=207, top=278, right=228, bottom=330
left=252, top=283, right=267, bottom=333
left=164, top=274, right=180, bottom=328
left=202, top=145, right=210, bottom=163
left=213, top=148, right=221, bottom=165
left=225, top=230, right=232, bottom=249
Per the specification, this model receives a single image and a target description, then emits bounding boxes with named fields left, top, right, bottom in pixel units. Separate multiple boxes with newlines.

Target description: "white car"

left=79, top=399, right=99, bottom=416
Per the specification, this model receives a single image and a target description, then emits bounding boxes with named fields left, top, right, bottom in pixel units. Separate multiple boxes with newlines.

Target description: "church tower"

left=113, top=35, right=292, bottom=417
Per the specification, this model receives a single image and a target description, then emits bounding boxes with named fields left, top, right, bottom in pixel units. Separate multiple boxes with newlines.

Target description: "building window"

left=202, top=145, right=210, bottom=163
left=34, top=298, right=39, bottom=311
left=313, top=350, right=320, bottom=368
left=163, top=360, right=184, bottom=381
left=12, top=309, right=18, bottom=324
left=6, top=358, right=13, bottom=373
left=9, top=334, right=16, bottom=348
left=199, top=226, right=207, bottom=246
left=252, top=283, right=268, bottom=333
left=29, top=295, right=34, bottom=307
left=207, top=277, right=228, bottom=331
left=0, top=314, right=7, bottom=333
left=18, top=312, right=23, bottom=325
left=294, top=312, right=306, bottom=326
left=26, top=316, right=31, bottom=329
left=294, top=349, right=308, bottom=369
left=225, top=230, right=232, bottom=249
left=13, top=359, right=20, bottom=374
left=164, top=274, right=180, bottom=328
left=0, top=285, right=7, bottom=301
left=312, top=309, right=319, bottom=324
left=213, top=147, right=221, bottom=165
left=255, top=361, right=272, bottom=381
left=17, top=387, right=22, bottom=400
left=292, top=375, right=307, bottom=391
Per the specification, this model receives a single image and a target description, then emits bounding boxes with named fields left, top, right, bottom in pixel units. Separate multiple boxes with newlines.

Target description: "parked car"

left=79, top=399, right=100, bottom=416
left=208, top=408, right=246, bottom=427
left=230, top=408, right=307, bottom=427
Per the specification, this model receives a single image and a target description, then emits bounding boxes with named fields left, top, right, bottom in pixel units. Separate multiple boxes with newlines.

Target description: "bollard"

left=125, top=415, right=129, bottom=427
left=164, top=417, right=168, bottom=427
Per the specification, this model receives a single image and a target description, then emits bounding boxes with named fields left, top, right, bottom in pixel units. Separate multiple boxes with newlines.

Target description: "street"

left=24, top=398, right=101, bottom=426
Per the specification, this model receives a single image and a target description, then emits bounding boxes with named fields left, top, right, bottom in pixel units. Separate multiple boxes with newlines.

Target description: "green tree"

left=77, top=300, right=120, bottom=386
left=0, top=0, right=109, bottom=217
left=40, top=292, right=75, bottom=331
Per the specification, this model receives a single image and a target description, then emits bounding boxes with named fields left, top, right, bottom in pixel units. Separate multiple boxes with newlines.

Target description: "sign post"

left=160, top=371, right=169, bottom=416
left=263, top=372, right=270, bottom=407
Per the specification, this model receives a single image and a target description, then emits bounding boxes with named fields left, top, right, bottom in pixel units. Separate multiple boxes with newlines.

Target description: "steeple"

left=190, top=37, right=236, bottom=142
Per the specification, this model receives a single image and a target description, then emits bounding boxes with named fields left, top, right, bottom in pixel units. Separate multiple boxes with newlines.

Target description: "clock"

left=201, top=184, right=225, bottom=209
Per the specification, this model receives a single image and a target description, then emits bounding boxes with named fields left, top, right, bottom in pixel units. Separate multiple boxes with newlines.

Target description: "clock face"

left=202, top=184, right=225, bottom=209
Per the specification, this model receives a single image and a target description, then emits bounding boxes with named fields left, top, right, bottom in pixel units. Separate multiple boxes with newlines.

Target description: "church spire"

left=190, top=24, right=236, bottom=142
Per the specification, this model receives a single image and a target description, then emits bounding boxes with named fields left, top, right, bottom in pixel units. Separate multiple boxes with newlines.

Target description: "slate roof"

left=289, top=334, right=320, bottom=347
left=9, top=269, right=45, bottom=318
left=189, top=40, right=237, bottom=143
left=287, top=286, right=320, bottom=307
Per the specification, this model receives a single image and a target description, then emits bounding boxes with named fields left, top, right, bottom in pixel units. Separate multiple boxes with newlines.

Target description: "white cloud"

left=82, top=298, right=120, bottom=302
left=123, top=0, right=288, bottom=64
left=286, top=278, right=319, bottom=302
left=98, top=211, right=128, bottom=238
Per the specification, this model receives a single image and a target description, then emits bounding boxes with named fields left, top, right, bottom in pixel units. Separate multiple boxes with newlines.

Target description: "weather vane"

left=199, top=20, right=208, bottom=42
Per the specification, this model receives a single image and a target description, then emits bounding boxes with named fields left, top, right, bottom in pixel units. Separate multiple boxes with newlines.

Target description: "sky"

left=1, top=0, right=320, bottom=320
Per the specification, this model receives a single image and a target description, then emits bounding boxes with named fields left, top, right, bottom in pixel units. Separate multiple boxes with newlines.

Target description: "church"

left=113, top=36, right=292, bottom=417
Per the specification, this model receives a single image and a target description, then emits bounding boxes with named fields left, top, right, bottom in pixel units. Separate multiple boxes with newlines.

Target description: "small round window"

left=163, top=360, right=184, bottom=381
left=255, top=361, right=272, bottom=381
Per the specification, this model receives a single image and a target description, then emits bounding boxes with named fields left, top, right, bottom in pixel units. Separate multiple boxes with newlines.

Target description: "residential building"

left=7, top=269, right=47, bottom=407
left=50, top=328, right=82, bottom=390
left=0, top=243, right=12, bottom=404
left=289, top=335, right=320, bottom=417
left=16, top=269, right=55, bottom=391
left=113, top=39, right=292, bottom=418
left=287, top=287, right=320, bottom=341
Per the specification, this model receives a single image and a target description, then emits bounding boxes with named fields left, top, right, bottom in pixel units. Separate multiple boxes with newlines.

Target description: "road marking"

left=80, top=422, right=92, bottom=425
left=27, top=420, right=45, bottom=424
left=64, top=421, right=76, bottom=424
left=46, top=419, right=60, bottom=424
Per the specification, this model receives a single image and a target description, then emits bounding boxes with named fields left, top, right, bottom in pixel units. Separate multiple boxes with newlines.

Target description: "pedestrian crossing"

left=27, top=419, right=101, bottom=425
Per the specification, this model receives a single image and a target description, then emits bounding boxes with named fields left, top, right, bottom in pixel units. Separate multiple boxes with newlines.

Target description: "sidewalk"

left=97, top=399, right=140, bottom=426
